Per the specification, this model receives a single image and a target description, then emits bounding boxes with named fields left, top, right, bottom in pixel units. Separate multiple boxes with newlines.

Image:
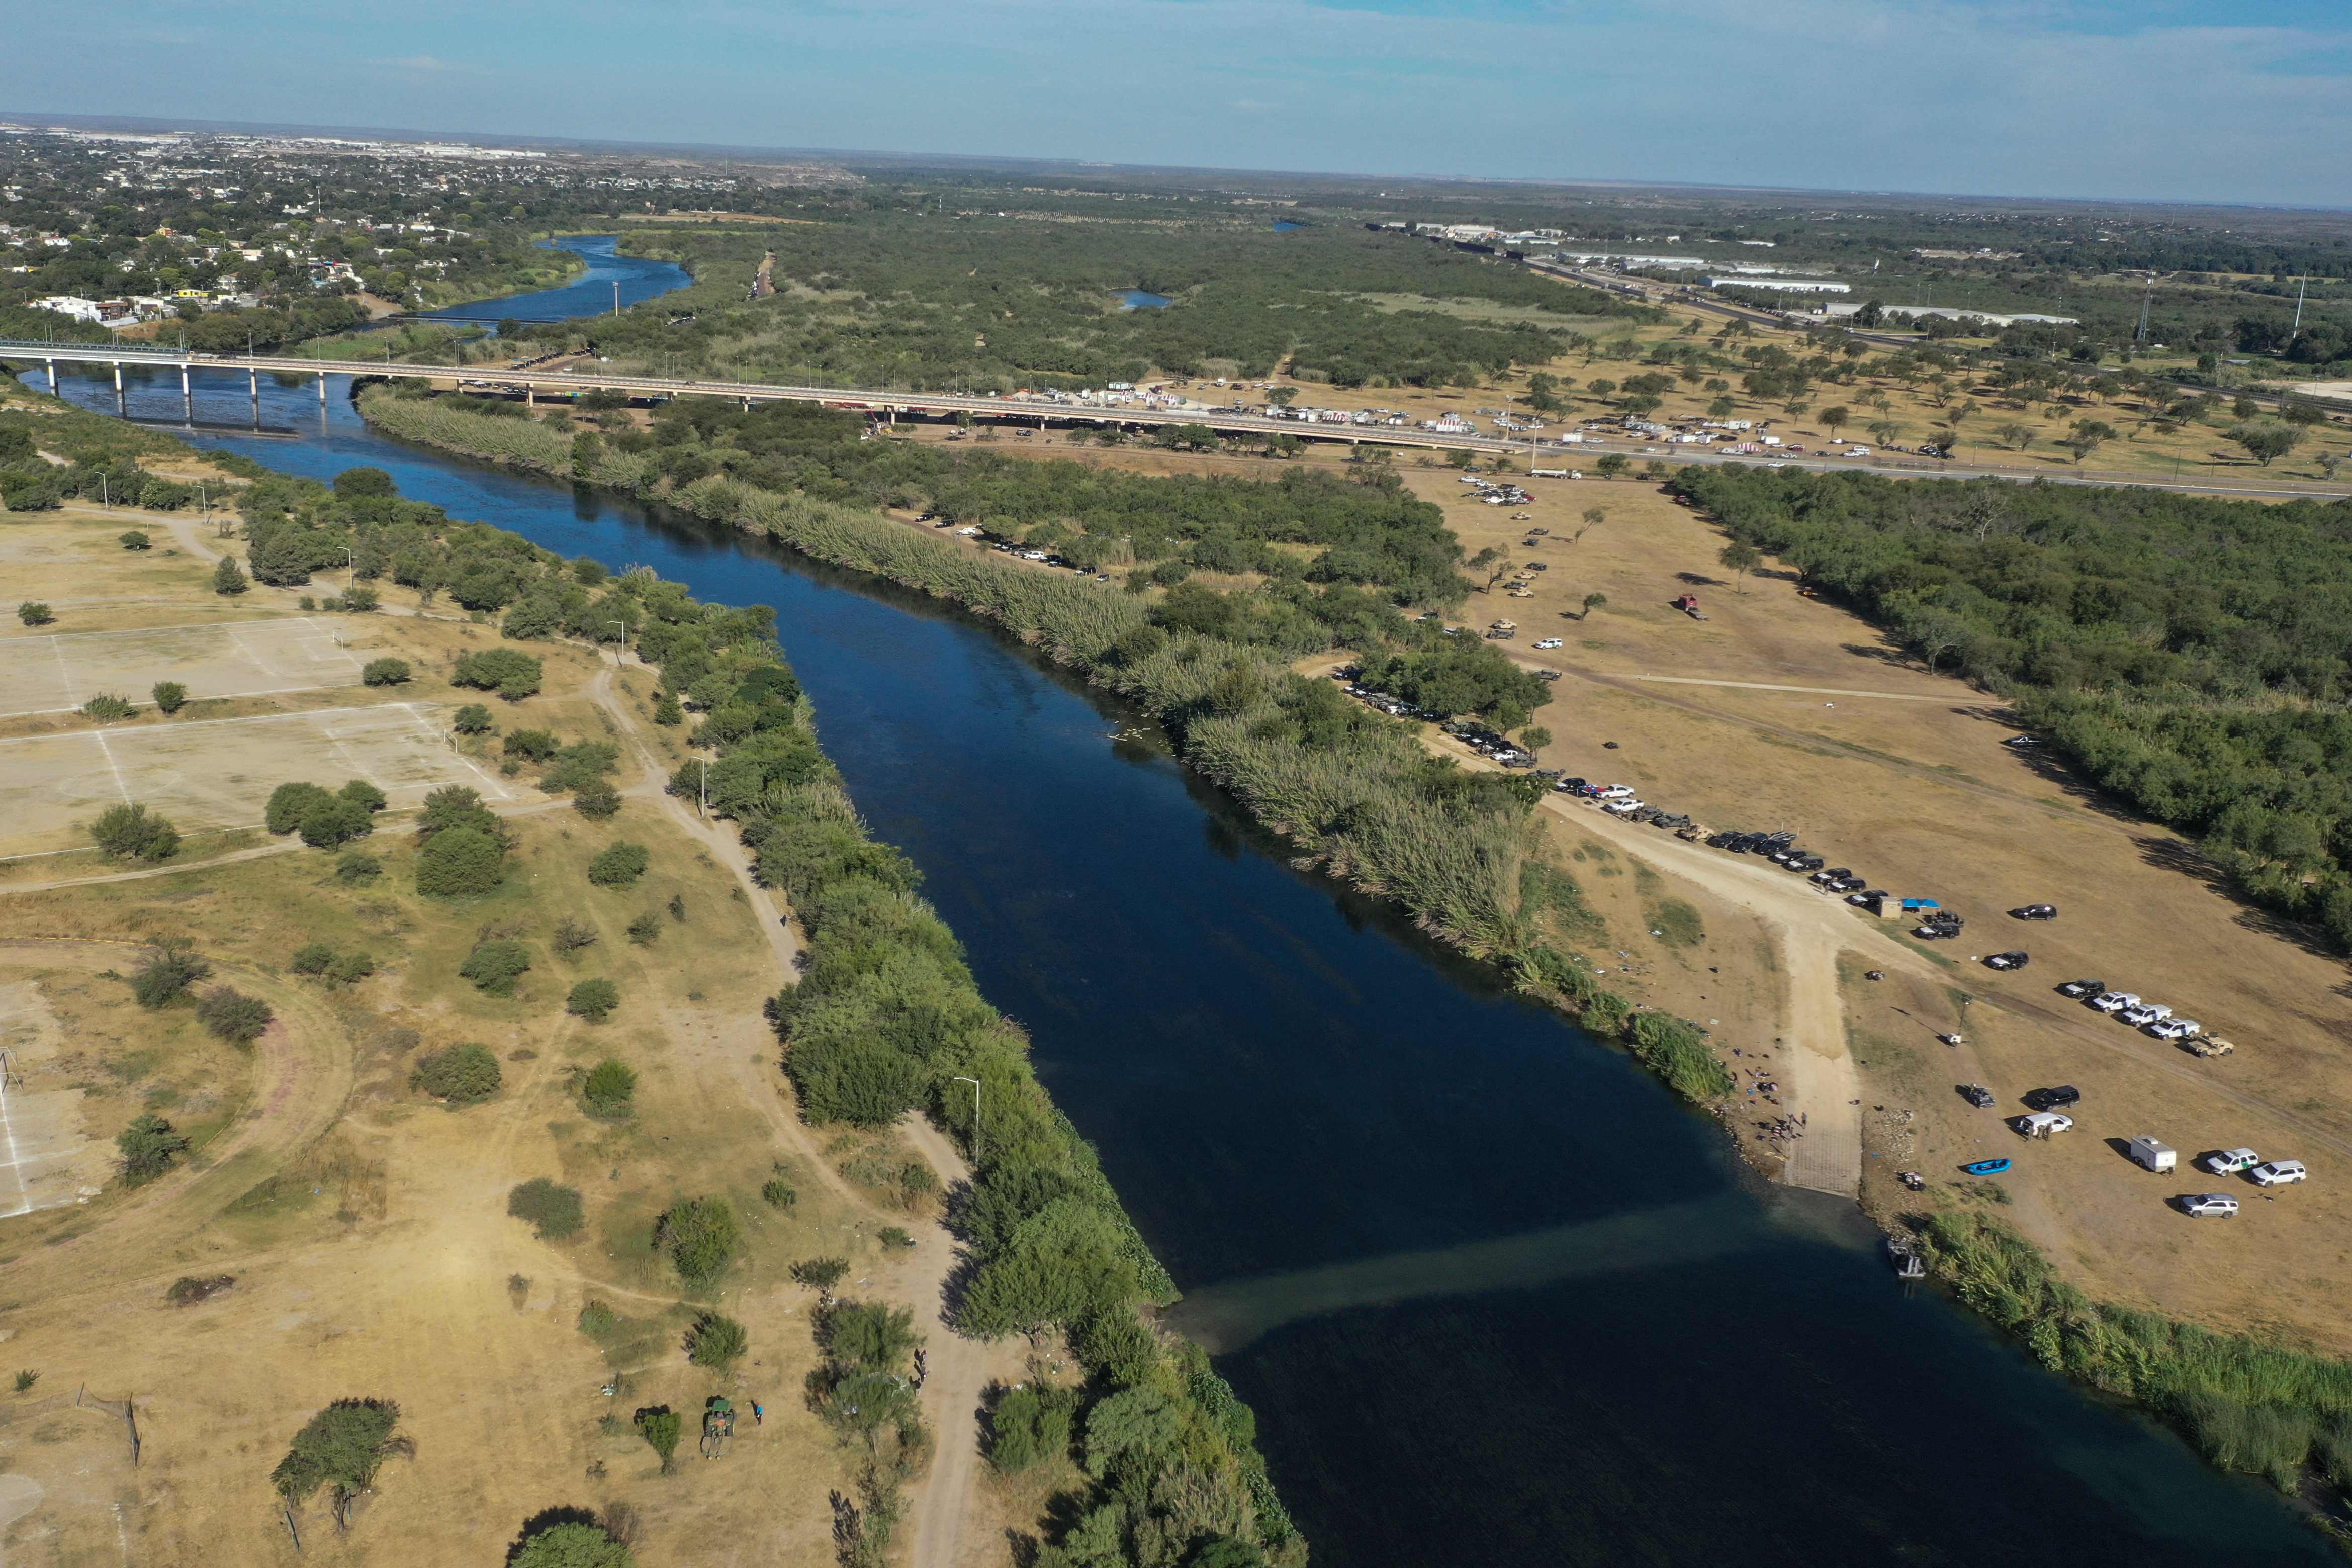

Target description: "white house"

left=31, top=294, right=105, bottom=323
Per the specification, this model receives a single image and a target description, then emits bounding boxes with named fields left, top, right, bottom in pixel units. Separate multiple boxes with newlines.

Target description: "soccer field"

left=0, top=618, right=364, bottom=718
left=0, top=702, right=516, bottom=859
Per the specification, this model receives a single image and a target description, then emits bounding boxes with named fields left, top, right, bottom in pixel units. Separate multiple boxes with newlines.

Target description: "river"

left=420, top=235, right=692, bottom=325
left=19, top=331, right=2333, bottom=1565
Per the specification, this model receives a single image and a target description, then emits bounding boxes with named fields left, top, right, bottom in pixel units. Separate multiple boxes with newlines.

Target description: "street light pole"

left=952, top=1076, right=982, bottom=1164
left=698, top=757, right=709, bottom=819
left=603, top=620, right=627, bottom=666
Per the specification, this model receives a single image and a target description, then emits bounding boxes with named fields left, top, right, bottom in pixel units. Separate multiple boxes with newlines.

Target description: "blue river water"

left=1119, top=288, right=1174, bottom=310
left=17, top=356, right=2335, bottom=1566
left=421, top=235, right=692, bottom=324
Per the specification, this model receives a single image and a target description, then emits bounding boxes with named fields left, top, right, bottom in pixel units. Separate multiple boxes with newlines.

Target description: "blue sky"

left=7, top=1, right=2348, bottom=206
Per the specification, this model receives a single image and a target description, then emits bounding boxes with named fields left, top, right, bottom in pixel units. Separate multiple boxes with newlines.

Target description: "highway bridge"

left=3, top=338, right=2344, bottom=504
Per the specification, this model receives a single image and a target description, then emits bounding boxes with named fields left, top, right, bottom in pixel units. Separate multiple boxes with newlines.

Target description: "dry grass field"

left=0, top=495, right=976, bottom=1565
left=0, top=618, right=364, bottom=718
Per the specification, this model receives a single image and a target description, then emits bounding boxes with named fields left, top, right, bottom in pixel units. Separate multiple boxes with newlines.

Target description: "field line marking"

left=0, top=704, right=416, bottom=747
left=224, top=623, right=284, bottom=680
left=314, top=711, right=377, bottom=783
left=89, top=731, right=132, bottom=805
left=3, top=617, right=294, bottom=644
left=0, top=680, right=348, bottom=720
left=399, top=703, right=518, bottom=801
left=48, top=634, right=76, bottom=710
left=0, top=1068, right=32, bottom=1219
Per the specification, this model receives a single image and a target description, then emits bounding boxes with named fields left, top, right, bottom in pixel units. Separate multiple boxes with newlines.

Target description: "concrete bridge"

left=3, top=339, right=2343, bottom=503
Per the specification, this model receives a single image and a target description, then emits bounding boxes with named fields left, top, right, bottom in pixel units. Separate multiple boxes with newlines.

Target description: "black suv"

left=2025, top=1086, right=2083, bottom=1111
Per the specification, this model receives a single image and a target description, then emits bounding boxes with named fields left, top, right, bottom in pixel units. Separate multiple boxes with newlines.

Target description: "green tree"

left=150, top=680, right=188, bottom=713
left=1465, top=544, right=1510, bottom=594
left=412, top=1043, right=502, bottom=1104
left=1580, top=592, right=1607, bottom=619
left=987, top=1385, right=1079, bottom=1474
left=459, top=939, right=532, bottom=995
left=822, top=1301, right=919, bottom=1373
left=2066, top=419, right=2118, bottom=464
left=510, top=1521, right=635, bottom=1568
left=582, top=1058, right=636, bottom=1117
left=1719, top=539, right=1762, bottom=592
left=566, top=978, right=620, bottom=1022
left=90, top=802, right=180, bottom=862
left=1819, top=405, right=1850, bottom=438
left=266, top=782, right=336, bottom=836
left=2229, top=421, right=2300, bottom=467
left=213, top=556, right=249, bottom=596
left=792, top=1257, right=850, bottom=1294
left=116, top=1113, right=190, bottom=1184
left=270, top=1399, right=409, bottom=1516
left=291, top=942, right=336, bottom=976
left=298, top=796, right=373, bottom=849
left=686, top=1312, right=748, bottom=1369
left=416, top=826, right=504, bottom=895
left=451, top=704, right=495, bottom=735
left=587, top=841, right=650, bottom=887
left=17, top=601, right=54, bottom=626
left=128, top=941, right=210, bottom=1007
left=333, top=466, right=397, bottom=499
left=1595, top=453, right=1630, bottom=480
left=361, top=658, right=411, bottom=687
left=658, top=1196, right=741, bottom=1287
left=1083, top=1386, right=1184, bottom=1478
left=119, top=530, right=151, bottom=550
left=195, top=986, right=273, bottom=1043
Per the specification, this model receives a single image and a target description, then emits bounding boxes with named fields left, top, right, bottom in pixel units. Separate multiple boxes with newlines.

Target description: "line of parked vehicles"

left=2054, top=977, right=2235, bottom=1054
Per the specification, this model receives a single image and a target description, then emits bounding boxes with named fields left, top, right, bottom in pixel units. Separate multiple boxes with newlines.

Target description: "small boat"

left=1886, top=1239, right=1926, bottom=1279
left=1960, top=1158, right=2012, bottom=1176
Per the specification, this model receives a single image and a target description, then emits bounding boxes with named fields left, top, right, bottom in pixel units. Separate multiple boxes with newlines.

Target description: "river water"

left=18, top=336, right=2332, bottom=1565
left=421, top=235, right=692, bottom=325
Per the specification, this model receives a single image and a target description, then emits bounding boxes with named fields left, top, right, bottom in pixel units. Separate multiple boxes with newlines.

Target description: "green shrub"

left=325, top=951, right=376, bottom=985
left=625, top=912, right=661, bottom=945
left=573, top=784, right=621, bottom=821
left=412, top=1043, right=502, bottom=1105
left=552, top=917, right=599, bottom=955
left=453, top=647, right=542, bottom=701
left=195, top=986, right=273, bottom=1043
left=298, top=796, right=374, bottom=849
left=451, top=703, right=496, bottom=735
left=582, top=1058, right=636, bottom=1117
left=586, top=841, right=650, bottom=887
left=119, top=530, right=150, bottom=550
left=657, top=1196, right=740, bottom=1287
left=508, top=1178, right=586, bottom=1240
left=686, top=1312, right=749, bottom=1368
left=634, top=1406, right=681, bottom=1473
left=116, top=1113, right=191, bottom=1185
left=877, top=1225, right=913, bottom=1248
left=792, top=1257, right=850, bottom=1293
left=361, top=657, right=410, bottom=686
left=339, top=779, right=387, bottom=814
left=511, top=1521, right=635, bottom=1568
left=212, top=556, right=248, bottom=595
left=459, top=939, right=532, bottom=995
left=416, top=826, right=504, bottom=895
left=17, top=601, right=53, bottom=626
left=342, top=586, right=379, bottom=613
left=80, top=693, right=135, bottom=721
left=90, top=802, right=180, bottom=862
left=335, top=851, right=382, bottom=884
left=128, top=942, right=210, bottom=1007
left=566, top=978, right=620, bottom=1022
left=652, top=692, right=682, bottom=726
left=270, top=1398, right=404, bottom=1508
left=987, top=1384, right=1080, bottom=1473
left=150, top=680, right=188, bottom=713
left=265, top=781, right=335, bottom=836
left=761, top=1175, right=796, bottom=1210
left=1624, top=1013, right=1733, bottom=1102
left=415, top=785, right=501, bottom=840
left=291, top=942, right=336, bottom=976
left=577, top=1300, right=619, bottom=1336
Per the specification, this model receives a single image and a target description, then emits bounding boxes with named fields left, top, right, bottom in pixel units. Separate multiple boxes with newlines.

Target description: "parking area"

left=0, top=702, right=515, bottom=858
left=0, top=618, right=364, bottom=718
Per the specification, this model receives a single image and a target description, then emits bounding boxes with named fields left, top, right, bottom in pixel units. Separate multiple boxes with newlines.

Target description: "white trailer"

left=2126, top=1136, right=2177, bottom=1173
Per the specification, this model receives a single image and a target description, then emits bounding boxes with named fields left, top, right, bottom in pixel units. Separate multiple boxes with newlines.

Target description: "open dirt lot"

left=0, top=702, right=514, bottom=859
left=1418, top=472, right=2352, bottom=1350
left=0, top=617, right=364, bottom=718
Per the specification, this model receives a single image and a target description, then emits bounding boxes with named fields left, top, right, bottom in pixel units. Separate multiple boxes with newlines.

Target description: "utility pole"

left=612, top=281, right=620, bottom=317
left=2292, top=274, right=2308, bottom=336
left=2136, top=273, right=2153, bottom=345
left=603, top=620, right=627, bottom=666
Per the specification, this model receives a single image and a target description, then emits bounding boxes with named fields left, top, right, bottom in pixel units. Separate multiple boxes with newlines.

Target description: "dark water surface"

left=24, top=363, right=2332, bottom=1567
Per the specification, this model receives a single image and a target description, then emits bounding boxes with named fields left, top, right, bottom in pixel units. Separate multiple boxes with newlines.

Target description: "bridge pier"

left=180, top=364, right=192, bottom=423
left=45, top=358, right=56, bottom=394
left=318, top=370, right=327, bottom=408
left=112, top=361, right=124, bottom=417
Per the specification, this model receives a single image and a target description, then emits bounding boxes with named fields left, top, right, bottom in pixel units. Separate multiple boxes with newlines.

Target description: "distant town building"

left=1702, top=275, right=1850, bottom=294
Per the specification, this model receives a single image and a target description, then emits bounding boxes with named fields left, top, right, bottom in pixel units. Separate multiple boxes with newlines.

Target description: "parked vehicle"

left=2056, top=978, right=2106, bottom=999
left=1984, top=951, right=2030, bottom=971
left=1534, top=637, right=1563, bottom=650
left=1847, top=890, right=1885, bottom=907
left=2180, top=1193, right=2241, bottom=1218
left=2016, top=1112, right=2074, bottom=1137
left=1598, top=784, right=1636, bottom=801
left=2089, top=991, right=2138, bottom=1013
left=1603, top=799, right=1643, bottom=817
left=2119, top=1002, right=2172, bottom=1027
left=2149, top=1018, right=2202, bottom=1041
left=2188, top=1036, right=2237, bottom=1059
left=2026, top=1086, right=2082, bottom=1111
left=2250, top=1160, right=2307, bottom=1187
left=2010, top=904, right=2058, bottom=920
left=2126, top=1136, right=2177, bottom=1173
left=1959, top=1084, right=1997, bottom=1108
left=2204, top=1148, right=2261, bottom=1176
left=1828, top=876, right=1868, bottom=893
